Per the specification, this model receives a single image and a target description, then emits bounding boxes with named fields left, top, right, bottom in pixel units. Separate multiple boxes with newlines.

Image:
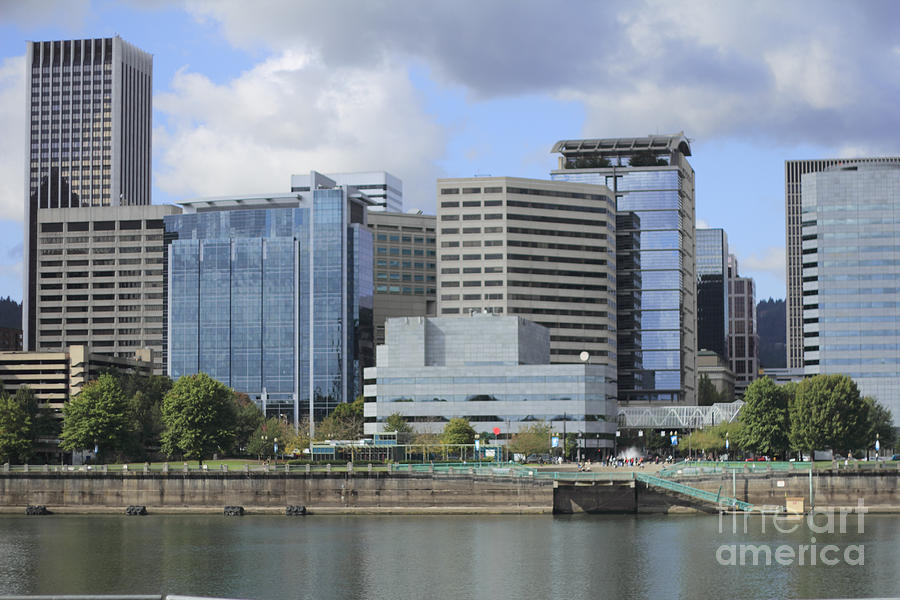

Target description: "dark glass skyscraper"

left=696, top=228, right=729, bottom=361
left=164, top=173, right=374, bottom=429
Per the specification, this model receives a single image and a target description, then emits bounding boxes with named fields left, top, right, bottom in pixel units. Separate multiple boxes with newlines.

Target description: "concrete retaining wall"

left=0, top=472, right=554, bottom=513
left=2, top=470, right=898, bottom=514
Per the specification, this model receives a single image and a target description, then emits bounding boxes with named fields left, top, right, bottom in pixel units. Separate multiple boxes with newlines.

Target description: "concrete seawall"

left=2, top=469, right=899, bottom=514
left=0, top=471, right=555, bottom=514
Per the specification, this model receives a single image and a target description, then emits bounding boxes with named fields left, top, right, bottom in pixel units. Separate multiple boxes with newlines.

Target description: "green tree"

left=14, top=386, right=59, bottom=444
left=315, top=396, right=364, bottom=441
left=161, top=373, right=237, bottom=465
left=508, top=422, right=551, bottom=457
left=384, top=413, right=413, bottom=433
left=233, top=393, right=264, bottom=452
left=736, top=377, right=790, bottom=458
left=789, top=374, right=869, bottom=456
left=0, top=392, right=32, bottom=463
left=247, top=417, right=298, bottom=459
left=698, top=374, right=723, bottom=406
left=102, top=371, right=172, bottom=459
left=863, top=396, right=895, bottom=454
left=60, top=374, right=130, bottom=461
left=683, top=428, right=726, bottom=455
left=441, top=418, right=476, bottom=445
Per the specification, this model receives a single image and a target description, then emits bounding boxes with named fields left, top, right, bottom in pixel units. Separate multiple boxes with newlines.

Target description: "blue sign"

left=274, top=443, right=278, bottom=453
left=670, top=435, right=678, bottom=447
left=474, top=439, right=480, bottom=451
left=875, top=440, right=880, bottom=451
left=725, top=438, right=730, bottom=450
left=551, top=436, right=560, bottom=448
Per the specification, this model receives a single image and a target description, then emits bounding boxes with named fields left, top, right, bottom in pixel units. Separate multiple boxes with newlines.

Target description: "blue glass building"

left=164, top=172, right=373, bottom=428
left=551, top=133, right=697, bottom=405
left=802, top=163, right=900, bottom=420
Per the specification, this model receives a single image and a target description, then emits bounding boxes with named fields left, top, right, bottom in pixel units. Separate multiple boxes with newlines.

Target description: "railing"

left=635, top=472, right=754, bottom=512
left=657, top=461, right=815, bottom=478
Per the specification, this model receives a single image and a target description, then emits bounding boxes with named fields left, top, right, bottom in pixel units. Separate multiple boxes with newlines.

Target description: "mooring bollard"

left=144, top=462, right=150, bottom=474
left=43, top=464, right=49, bottom=473
left=243, top=464, right=250, bottom=473
left=2, top=463, right=8, bottom=472
left=23, top=464, right=29, bottom=473
left=284, top=463, right=290, bottom=473
left=347, top=461, right=353, bottom=473
left=326, top=463, right=332, bottom=474
left=387, top=463, right=393, bottom=474
left=368, top=463, right=373, bottom=474
left=162, top=462, right=169, bottom=473
left=222, top=464, right=228, bottom=472
left=305, top=464, right=311, bottom=474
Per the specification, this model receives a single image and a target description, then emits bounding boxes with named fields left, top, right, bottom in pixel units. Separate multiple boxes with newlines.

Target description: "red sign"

left=492, top=427, right=501, bottom=435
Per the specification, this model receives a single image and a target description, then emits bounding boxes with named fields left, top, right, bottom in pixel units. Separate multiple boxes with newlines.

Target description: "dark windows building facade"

left=696, top=228, right=729, bottom=361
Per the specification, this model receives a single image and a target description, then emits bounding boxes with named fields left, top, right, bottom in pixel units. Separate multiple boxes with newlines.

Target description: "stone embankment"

left=2, top=465, right=899, bottom=514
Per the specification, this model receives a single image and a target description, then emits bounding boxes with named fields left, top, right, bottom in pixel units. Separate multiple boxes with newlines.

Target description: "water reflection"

left=0, top=514, right=898, bottom=600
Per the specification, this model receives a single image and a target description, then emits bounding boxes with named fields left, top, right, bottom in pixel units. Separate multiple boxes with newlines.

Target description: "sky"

left=2, top=0, right=900, bottom=304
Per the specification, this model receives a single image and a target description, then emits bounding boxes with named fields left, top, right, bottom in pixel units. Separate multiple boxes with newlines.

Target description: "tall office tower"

left=785, top=157, right=900, bottom=369
left=291, top=172, right=402, bottom=212
left=34, top=204, right=180, bottom=367
left=696, top=228, right=729, bottom=361
left=551, top=133, right=697, bottom=405
left=164, top=173, right=374, bottom=428
left=727, top=254, right=758, bottom=397
left=24, top=37, right=153, bottom=350
left=366, top=211, right=437, bottom=345
left=801, top=163, right=900, bottom=419
left=435, top=177, right=617, bottom=366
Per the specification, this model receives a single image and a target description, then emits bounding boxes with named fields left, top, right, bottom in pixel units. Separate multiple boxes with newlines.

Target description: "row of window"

left=374, top=234, right=435, bottom=244
left=374, top=259, right=434, bottom=270
left=41, top=258, right=161, bottom=267
left=375, top=247, right=435, bottom=257
left=40, top=316, right=163, bottom=324
left=440, top=227, right=503, bottom=235
left=376, top=273, right=435, bottom=282
left=374, top=285, right=436, bottom=295
left=440, top=293, right=505, bottom=301
left=41, top=220, right=163, bottom=233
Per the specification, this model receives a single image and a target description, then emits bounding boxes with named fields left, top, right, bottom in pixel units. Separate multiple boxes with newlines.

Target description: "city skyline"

left=2, top=1, right=900, bottom=304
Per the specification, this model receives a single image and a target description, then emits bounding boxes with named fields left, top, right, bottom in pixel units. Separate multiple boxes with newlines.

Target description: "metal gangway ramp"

left=635, top=472, right=755, bottom=512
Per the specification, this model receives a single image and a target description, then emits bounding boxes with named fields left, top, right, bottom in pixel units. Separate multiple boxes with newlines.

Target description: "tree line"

left=0, top=371, right=371, bottom=465
left=685, top=374, right=895, bottom=459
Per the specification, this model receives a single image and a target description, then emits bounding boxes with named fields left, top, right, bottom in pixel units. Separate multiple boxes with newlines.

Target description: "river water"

left=1, top=513, right=898, bottom=599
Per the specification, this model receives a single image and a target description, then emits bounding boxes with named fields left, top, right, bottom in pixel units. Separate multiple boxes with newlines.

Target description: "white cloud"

left=0, top=56, right=25, bottom=222
left=0, top=0, right=90, bottom=30
left=182, top=0, right=900, bottom=153
left=696, top=218, right=710, bottom=230
left=154, top=51, right=447, bottom=211
left=742, top=246, right=786, bottom=282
